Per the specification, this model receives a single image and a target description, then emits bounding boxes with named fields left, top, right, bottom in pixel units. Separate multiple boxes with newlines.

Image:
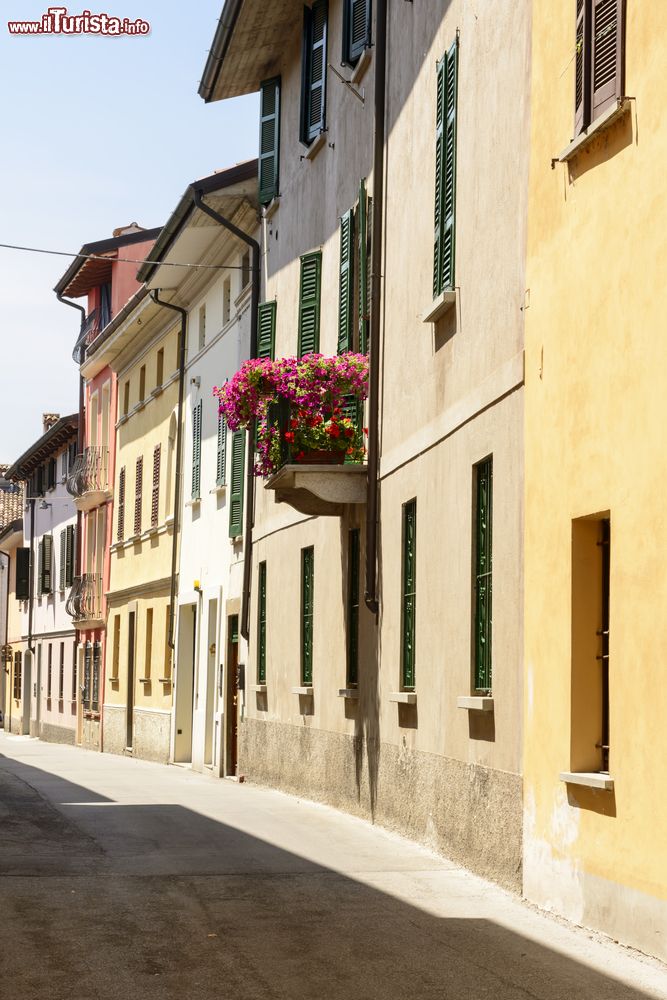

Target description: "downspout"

left=2, top=551, right=9, bottom=730
left=193, top=189, right=260, bottom=642
left=27, top=498, right=35, bottom=655
left=149, top=292, right=187, bottom=653
left=57, top=294, right=86, bottom=582
left=364, top=0, right=388, bottom=616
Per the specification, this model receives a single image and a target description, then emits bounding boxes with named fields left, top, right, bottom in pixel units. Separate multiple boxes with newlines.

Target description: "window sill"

left=186, top=498, right=201, bottom=508
left=151, top=386, right=164, bottom=399
left=351, top=48, right=372, bottom=85
left=138, top=678, right=152, bottom=685
left=292, top=685, right=314, bottom=696
left=338, top=687, right=358, bottom=699
left=302, top=131, right=327, bottom=162
left=116, top=414, right=129, bottom=428
left=560, top=771, right=614, bottom=791
left=558, top=97, right=631, bottom=163
left=158, top=677, right=172, bottom=685
left=389, top=691, right=417, bottom=705
left=210, top=485, right=226, bottom=495
left=423, top=289, right=456, bottom=324
left=457, top=695, right=494, bottom=712
left=108, top=676, right=120, bottom=685
left=262, top=197, right=280, bottom=221
left=251, top=683, right=267, bottom=693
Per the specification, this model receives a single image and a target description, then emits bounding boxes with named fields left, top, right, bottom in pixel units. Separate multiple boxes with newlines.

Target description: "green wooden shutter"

left=344, top=0, right=371, bottom=65
left=59, top=530, right=66, bottom=591
left=338, top=210, right=355, bottom=353
left=117, top=466, right=126, bottom=541
left=257, top=301, right=277, bottom=360
left=259, top=77, right=281, bottom=205
left=42, top=535, right=53, bottom=595
left=401, top=500, right=417, bottom=689
left=357, top=179, right=369, bottom=354
left=347, top=529, right=360, bottom=686
left=433, top=40, right=458, bottom=297
left=16, top=548, right=30, bottom=600
left=474, top=459, right=493, bottom=692
left=228, top=431, right=245, bottom=538
left=65, top=525, right=75, bottom=587
left=302, top=0, right=328, bottom=143
left=298, top=252, right=322, bottom=356
left=257, top=561, right=267, bottom=684
left=192, top=401, right=202, bottom=499
left=301, top=546, right=314, bottom=685
left=216, top=412, right=227, bottom=487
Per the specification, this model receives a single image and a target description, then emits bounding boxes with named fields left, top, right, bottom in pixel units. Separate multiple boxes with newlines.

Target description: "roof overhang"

left=0, top=519, right=23, bottom=553
left=54, top=228, right=162, bottom=300
left=199, top=0, right=303, bottom=102
left=81, top=291, right=169, bottom=380
left=4, top=415, right=79, bottom=481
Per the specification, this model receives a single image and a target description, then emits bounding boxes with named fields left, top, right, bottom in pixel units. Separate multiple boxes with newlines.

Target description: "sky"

left=0, top=0, right=258, bottom=460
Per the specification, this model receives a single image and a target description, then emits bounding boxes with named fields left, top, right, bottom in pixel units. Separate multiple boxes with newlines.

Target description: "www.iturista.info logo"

left=7, top=7, right=150, bottom=35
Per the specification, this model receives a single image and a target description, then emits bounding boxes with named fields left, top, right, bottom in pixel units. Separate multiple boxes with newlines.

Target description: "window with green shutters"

left=401, top=500, right=417, bottom=690
left=301, top=546, right=314, bottom=685
left=338, top=210, right=355, bottom=353
left=358, top=179, right=370, bottom=355
left=298, top=252, right=322, bottom=356
left=257, top=301, right=277, bottom=360
left=473, top=458, right=493, bottom=692
left=259, top=77, right=281, bottom=205
left=192, top=401, right=202, bottom=499
left=433, top=39, right=458, bottom=298
left=301, top=0, right=328, bottom=145
left=39, top=535, right=53, bottom=595
left=343, top=0, right=371, bottom=66
left=59, top=530, right=67, bottom=592
left=338, top=181, right=370, bottom=356
left=257, top=561, right=267, bottom=684
left=16, top=547, right=30, bottom=601
left=216, top=412, right=227, bottom=487
left=65, top=525, right=74, bottom=587
left=347, top=529, right=360, bottom=686
left=228, top=430, right=245, bottom=538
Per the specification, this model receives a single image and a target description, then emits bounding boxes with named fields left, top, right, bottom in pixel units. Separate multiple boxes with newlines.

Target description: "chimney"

left=43, top=413, right=60, bottom=434
left=112, top=222, right=145, bottom=238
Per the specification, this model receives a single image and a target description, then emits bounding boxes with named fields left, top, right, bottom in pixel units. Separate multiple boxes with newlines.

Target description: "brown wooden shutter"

left=134, top=456, right=143, bottom=536
left=151, top=445, right=161, bottom=528
left=117, top=467, right=126, bottom=541
left=591, top=0, right=624, bottom=122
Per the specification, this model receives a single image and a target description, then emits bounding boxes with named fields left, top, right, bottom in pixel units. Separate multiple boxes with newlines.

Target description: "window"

left=16, top=547, right=30, bottom=601
left=301, top=0, right=328, bottom=145
left=401, top=500, right=417, bottom=690
left=198, top=304, right=207, bottom=351
left=298, top=252, right=322, bottom=356
left=71, top=641, right=78, bottom=702
left=83, top=642, right=91, bottom=708
left=338, top=184, right=371, bottom=355
left=257, top=302, right=277, bottom=360
left=61, top=450, right=68, bottom=479
left=473, top=459, right=493, bottom=693
left=156, top=348, right=164, bottom=388
left=433, top=39, right=458, bottom=299
left=257, top=561, right=267, bottom=684
left=571, top=515, right=611, bottom=773
left=47, top=644, right=53, bottom=701
left=59, top=642, right=65, bottom=701
left=574, top=0, right=625, bottom=137
left=123, top=381, right=130, bottom=417
left=117, top=467, right=126, bottom=541
left=301, top=546, right=314, bottom=685
left=347, top=529, right=360, bottom=686
left=39, top=535, right=53, bottom=595
left=13, top=651, right=22, bottom=700
left=47, top=458, right=57, bottom=491
left=164, top=611, right=172, bottom=681
left=134, top=456, right=143, bottom=536
left=192, top=402, right=202, bottom=500
left=151, top=444, right=161, bottom=527
left=139, top=365, right=146, bottom=403
left=338, top=210, right=355, bottom=354
left=223, top=277, right=232, bottom=325
left=241, top=252, right=251, bottom=290
left=59, top=530, right=67, bottom=591
left=92, top=641, right=101, bottom=712
left=112, top=615, right=121, bottom=679
left=259, top=76, right=281, bottom=205
left=343, top=0, right=371, bottom=66
left=144, top=608, right=153, bottom=680
left=59, top=528, right=75, bottom=591
left=216, top=412, right=227, bottom=487
left=229, top=430, right=245, bottom=538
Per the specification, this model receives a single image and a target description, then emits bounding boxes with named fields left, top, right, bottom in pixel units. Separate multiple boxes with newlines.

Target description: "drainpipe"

left=27, top=498, right=35, bottom=655
left=149, top=292, right=187, bottom=653
left=193, top=189, right=260, bottom=642
left=364, top=0, right=387, bottom=617
left=57, top=293, right=87, bottom=583
left=2, top=551, right=9, bottom=730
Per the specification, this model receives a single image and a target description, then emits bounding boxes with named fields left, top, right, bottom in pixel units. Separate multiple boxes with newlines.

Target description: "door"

left=174, top=604, right=196, bottom=763
left=225, top=615, right=239, bottom=776
left=204, top=599, right=218, bottom=767
left=126, top=611, right=135, bottom=749
left=35, top=644, right=42, bottom=734
left=22, top=651, right=32, bottom=735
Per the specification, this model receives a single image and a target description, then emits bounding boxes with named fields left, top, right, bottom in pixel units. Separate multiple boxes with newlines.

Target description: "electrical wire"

left=0, top=242, right=251, bottom=271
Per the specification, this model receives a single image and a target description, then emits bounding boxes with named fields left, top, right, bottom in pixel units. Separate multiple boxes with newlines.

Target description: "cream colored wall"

left=524, top=0, right=667, bottom=959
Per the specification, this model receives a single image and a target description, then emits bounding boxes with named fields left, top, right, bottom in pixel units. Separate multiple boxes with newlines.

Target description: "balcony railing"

left=66, top=446, right=109, bottom=500
left=66, top=574, right=103, bottom=625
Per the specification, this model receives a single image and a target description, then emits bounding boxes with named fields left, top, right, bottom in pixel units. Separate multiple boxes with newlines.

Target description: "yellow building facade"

left=524, top=0, right=667, bottom=960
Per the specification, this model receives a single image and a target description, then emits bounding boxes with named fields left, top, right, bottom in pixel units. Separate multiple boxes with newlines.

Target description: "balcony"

left=66, top=446, right=111, bottom=511
left=66, top=574, right=104, bottom=629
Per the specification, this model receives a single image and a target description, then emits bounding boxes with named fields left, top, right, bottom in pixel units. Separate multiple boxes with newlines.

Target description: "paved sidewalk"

left=0, top=732, right=665, bottom=1000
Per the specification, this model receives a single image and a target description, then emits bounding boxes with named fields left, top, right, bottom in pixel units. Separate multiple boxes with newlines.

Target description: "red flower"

left=290, top=419, right=298, bottom=429
left=328, top=425, right=340, bottom=438
left=345, top=427, right=354, bottom=438
left=363, top=427, right=369, bottom=435
left=346, top=447, right=354, bottom=455
left=284, top=431, right=295, bottom=443
left=295, top=451, right=305, bottom=461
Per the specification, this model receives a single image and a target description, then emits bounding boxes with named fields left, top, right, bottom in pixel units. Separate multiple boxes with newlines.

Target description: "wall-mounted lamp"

left=190, top=376, right=201, bottom=388
left=39, top=500, right=51, bottom=510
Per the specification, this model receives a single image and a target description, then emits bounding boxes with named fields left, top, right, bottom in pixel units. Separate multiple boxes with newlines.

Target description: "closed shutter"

left=591, top=0, right=624, bottom=122
left=302, top=0, right=328, bottom=143
left=345, top=0, right=371, bottom=65
left=47, top=458, right=57, bottom=490
left=298, top=252, right=322, bottom=356
left=338, top=210, right=355, bottom=353
left=117, top=466, right=126, bottom=541
left=347, top=529, right=360, bottom=686
left=228, top=430, right=245, bottom=539
left=401, top=500, right=417, bottom=689
left=41, top=535, right=53, bottom=595
left=216, top=413, right=227, bottom=486
left=433, top=41, right=458, bottom=297
left=16, top=548, right=30, bottom=600
left=574, top=0, right=589, bottom=136
left=192, top=402, right=202, bottom=499
left=83, top=642, right=92, bottom=709
left=151, top=444, right=161, bottom=528
left=65, top=525, right=75, bottom=587
left=301, top=546, right=314, bottom=685
left=257, top=302, right=277, bottom=360
left=134, top=456, right=143, bottom=536
left=474, top=459, right=493, bottom=692
left=257, top=561, right=267, bottom=684
left=59, top=530, right=66, bottom=591
left=259, top=77, right=281, bottom=205
left=358, top=179, right=369, bottom=354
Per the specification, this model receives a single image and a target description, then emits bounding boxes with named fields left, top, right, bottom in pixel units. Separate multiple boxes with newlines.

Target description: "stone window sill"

left=423, top=289, right=456, bottom=324
left=389, top=691, right=416, bottom=705
left=338, top=687, right=358, bottom=699
left=560, top=771, right=614, bottom=791
left=151, top=386, right=164, bottom=399
left=351, top=48, right=372, bottom=85
left=210, top=484, right=226, bottom=495
left=186, top=498, right=201, bottom=508
left=292, top=685, right=314, bottom=696
left=302, top=131, right=327, bottom=162
left=262, top=197, right=280, bottom=221
left=557, top=98, right=631, bottom=163
left=251, top=683, right=267, bottom=693
left=457, top=695, right=494, bottom=712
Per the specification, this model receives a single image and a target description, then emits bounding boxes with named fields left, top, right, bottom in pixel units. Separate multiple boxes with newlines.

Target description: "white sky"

left=0, top=0, right=258, bottom=459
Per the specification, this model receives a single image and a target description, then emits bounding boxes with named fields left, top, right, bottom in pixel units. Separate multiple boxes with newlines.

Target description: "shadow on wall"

left=0, top=751, right=660, bottom=1000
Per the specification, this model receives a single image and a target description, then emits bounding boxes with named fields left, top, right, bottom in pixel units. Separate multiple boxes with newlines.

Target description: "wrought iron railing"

left=66, top=574, right=103, bottom=623
left=66, top=446, right=109, bottom=498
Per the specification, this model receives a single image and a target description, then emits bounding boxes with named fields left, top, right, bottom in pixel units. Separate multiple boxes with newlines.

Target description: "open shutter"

left=42, top=535, right=53, bottom=594
left=301, top=547, right=314, bottom=685
left=257, top=302, right=277, bottom=360
left=228, top=431, right=245, bottom=539
left=65, top=525, right=74, bottom=587
left=442, top=40, right=458, bottom=293
left=303, top=0, right=328, bottom=143
left=134, top=456, right=143, bottom=535
left=574, top=0, right=589, bottom=136
left=358, top=179, right=369, bottom=354
left=117, top=466, right=126, bottom=541
left=259, top=77, right=281, bottom=205
left=192, top=402, right=202, bottom=499
left=16, top=548, right=30, bottom=600
left=433, top=57, right=446, bottom=297
left=151, top=445, right=161, bottom=528
left=345, top=0, right=371, bottom=65
left=591, top=0, right=624, bottom=122
left=298, top=252, right=322, bottom=356
left=338, top=210, right=355, bottom=353
left=59, top=530, right=66, bottom=591
left=216, top=413, right=227, bottom=487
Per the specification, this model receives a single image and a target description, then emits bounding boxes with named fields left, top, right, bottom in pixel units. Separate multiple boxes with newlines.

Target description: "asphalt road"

left=0, top=732, right=665, bottom=1000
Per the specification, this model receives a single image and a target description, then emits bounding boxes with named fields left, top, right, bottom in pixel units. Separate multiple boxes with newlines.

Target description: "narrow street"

left=0, top=733, right=664, bottom=1000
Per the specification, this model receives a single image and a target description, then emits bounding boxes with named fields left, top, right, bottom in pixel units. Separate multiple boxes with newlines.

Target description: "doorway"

left=204, top=599, right=218, bottom=767
left=22, top=651, right=32, bottom=735
left=174, top=603, right=197, bottom=763
left=224, top=614, right=240, bottom=776
left=126, top=611, right=135, bottom=749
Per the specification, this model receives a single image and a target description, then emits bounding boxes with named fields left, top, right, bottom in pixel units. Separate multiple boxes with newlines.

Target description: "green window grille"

left=216, top=411, right=227, bottom=487
left=433, top=39, right=458, bottom=298
left=257, top=561, right=267, bottom=684
left=298, top=252, right=322, bottom=356
left=347, top=529, right=360, bottom=686
left=229, top=430, right=245, bottom=538
left=258, top=301, right=277, bottom=360
left=338, top=209, right=355, bottom=353
left=401, top=499, right=417, bottom=689
left=192, top=401, right=202, bottom=499
left=301, top=0, right=328, bottom=145
left=343, top=0, right=371, bottom=66
left=474, top=458, right=493, bottom=692
left=301, top=546, right=314, bottom=685
left=259, top=76, right=281, bottom=205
